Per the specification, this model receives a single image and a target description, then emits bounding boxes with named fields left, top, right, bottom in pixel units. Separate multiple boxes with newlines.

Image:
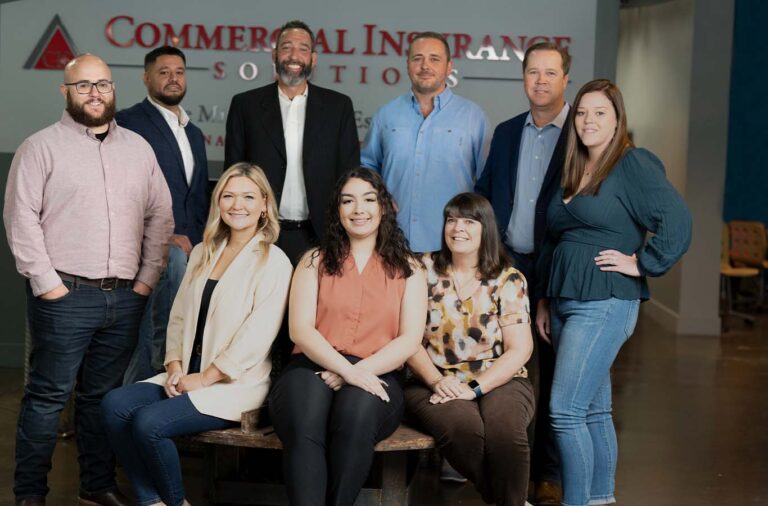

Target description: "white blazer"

left=144, top=233, right=292, bottom=421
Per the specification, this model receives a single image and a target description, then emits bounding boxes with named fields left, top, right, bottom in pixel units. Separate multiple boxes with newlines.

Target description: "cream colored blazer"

left=144, top=234, right=292, bottom=421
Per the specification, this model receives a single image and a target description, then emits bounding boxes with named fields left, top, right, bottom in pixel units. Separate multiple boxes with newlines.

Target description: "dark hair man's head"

left=143, top=46, right=187, bottom=107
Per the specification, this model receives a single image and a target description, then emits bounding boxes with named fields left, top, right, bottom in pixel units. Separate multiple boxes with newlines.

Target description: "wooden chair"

left=721, top=224, right=759, bottom=330
left=728, top=220, right=768, bottom=306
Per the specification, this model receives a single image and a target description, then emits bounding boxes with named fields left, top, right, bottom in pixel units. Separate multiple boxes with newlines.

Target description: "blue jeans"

left=125, top=246, right=187, bottom=384
left=549, top=297, right=640, bottom=506
left=102, top=383, right=235, bottom=506
left=15, top=281, right=147, bottom=501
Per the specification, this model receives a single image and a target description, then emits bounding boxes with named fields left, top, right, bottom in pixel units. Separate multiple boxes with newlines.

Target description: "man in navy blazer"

left=117, top=46, right=210, bottom=383
left=475, top=41, right=570, bottom=505
left=225, top=20, right=360, bottom=265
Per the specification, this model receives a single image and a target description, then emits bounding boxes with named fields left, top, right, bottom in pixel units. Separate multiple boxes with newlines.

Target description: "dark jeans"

left=269, top=354, right=405, bottom=506
left=405, top=379, right=535, bottom=506
left=15, top=281, right=146, bottom=501
left=124, top=245, right=187, bottom=384
left=508, top=249, right=561, bottom=484
left=101, top=383, right=235, bottom=506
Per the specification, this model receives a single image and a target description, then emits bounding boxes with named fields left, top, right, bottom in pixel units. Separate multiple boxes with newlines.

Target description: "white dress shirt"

left=277, top=85, right=310, bottom=221
left=147, top=95, right=195, bottom=186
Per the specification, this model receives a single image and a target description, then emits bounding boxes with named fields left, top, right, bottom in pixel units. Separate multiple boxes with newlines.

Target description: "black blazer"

left=475, top=110, right=568, bottom=254
left=116, top=99, right=210, bottom=245
left=224, top=81, right=360, bottom=238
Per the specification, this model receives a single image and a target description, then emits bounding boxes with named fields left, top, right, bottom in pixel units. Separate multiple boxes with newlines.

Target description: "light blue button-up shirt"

left=361, top=87, right=489, bottom=253
left=506, top=103, right=569, bottom=254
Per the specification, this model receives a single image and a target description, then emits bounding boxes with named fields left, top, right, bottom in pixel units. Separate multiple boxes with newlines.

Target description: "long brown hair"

left=433, top=192, right=511, bottom=279
left=314, top=167, right=417, bottom=279
left=562, top=79, right=634, bottom=198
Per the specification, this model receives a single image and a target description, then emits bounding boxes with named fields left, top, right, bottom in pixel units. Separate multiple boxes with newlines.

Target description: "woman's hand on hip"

left=595, top=250, right=640, bottom=277
left=342, top=365, right=390, bottom=402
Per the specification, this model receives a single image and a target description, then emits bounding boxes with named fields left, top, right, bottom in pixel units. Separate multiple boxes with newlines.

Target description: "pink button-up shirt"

left=4, top=111, right=174, bottom=296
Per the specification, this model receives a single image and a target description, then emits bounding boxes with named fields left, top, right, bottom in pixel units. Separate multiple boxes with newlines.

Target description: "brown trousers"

left=405, top=378, right=535, bottom=506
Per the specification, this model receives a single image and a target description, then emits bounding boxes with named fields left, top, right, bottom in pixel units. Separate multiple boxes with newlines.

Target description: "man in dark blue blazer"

left=117, top=46, right=210, bottom=384
left=475, top=41, right=570, bottom=505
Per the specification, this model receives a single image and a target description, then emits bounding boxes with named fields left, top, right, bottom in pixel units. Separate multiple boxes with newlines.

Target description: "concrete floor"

left=0, top=311, right=766, bottom=505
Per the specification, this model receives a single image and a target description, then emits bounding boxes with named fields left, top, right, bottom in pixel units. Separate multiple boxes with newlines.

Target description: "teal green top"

left=537, top=148, right=692, bottom=301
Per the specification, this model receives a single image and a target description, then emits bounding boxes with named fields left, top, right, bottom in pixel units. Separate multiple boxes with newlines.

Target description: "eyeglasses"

left=63, top=80, right=114, bottom=94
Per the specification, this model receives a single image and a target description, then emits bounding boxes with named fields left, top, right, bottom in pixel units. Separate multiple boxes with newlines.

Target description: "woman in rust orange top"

left=268, top=167, right=427, bottom=506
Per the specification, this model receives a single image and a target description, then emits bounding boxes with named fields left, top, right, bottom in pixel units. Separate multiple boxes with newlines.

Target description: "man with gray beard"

left=225, top=19, right=360, bottom=265
left=4, top=54, right=173, bottom=506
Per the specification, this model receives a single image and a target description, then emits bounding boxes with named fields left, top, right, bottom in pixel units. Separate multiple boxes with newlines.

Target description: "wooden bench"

left=189, top=409, right=436, bottom=505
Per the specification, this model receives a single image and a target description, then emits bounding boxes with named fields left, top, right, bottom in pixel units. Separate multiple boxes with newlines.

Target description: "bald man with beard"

left=4, top=54, right=173, bottom=506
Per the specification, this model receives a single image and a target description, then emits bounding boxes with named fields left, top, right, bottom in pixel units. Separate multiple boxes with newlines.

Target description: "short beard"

left=275, top=59, right=312, bottom=87
left=66, top=92, right=116, bottom=128
left=152, top=88, right=186, bottom=107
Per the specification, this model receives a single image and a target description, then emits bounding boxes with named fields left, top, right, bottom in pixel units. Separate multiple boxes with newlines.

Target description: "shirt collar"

left=60, top=110, right=118, bottom=139
left=147, top=95, right=189, bottom=127
left=409, top=86, right=453, bottom=112
left=524, top=102, right=570, bottom=130
left=277, top=83, right=309, bottom=102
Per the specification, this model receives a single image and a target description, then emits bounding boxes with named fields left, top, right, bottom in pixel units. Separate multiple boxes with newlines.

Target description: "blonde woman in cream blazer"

left=102, top=163, right=292, bottom=506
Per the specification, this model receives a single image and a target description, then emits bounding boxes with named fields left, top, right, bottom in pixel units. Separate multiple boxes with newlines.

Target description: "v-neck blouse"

left=308, top=254, right=406, bottom=359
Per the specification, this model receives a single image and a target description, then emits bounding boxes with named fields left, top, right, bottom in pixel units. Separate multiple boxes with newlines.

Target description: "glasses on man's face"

left=63, top=80, right=114, bottom=95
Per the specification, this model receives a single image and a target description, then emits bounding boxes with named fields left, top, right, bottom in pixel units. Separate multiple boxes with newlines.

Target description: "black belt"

left=279, top=219, right=312, bottom=231
left=57, top=271, right=133, bottom=291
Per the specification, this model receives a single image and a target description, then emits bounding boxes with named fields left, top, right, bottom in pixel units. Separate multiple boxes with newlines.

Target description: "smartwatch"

left=468, top=379, right=483, bottom=398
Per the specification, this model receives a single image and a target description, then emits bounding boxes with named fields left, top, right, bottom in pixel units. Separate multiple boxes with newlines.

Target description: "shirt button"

left=529, top=199, right=534, bottom=203
left=534, top=156, right=539, bottom=160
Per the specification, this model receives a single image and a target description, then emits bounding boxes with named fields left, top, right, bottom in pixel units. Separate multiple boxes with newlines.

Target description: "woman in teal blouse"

left=536, top=79, right=691, bottom=506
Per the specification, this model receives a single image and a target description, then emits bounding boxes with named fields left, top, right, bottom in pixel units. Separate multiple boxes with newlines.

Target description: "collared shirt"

left=361, top=87, right=490, bottom=253
left=277, top=85, right=310, bottom=221
left=507, top=103, right=570, bottom=254
left=3, top=111, right=174, bottom=296
left=147, top=95, right=195, bottom=186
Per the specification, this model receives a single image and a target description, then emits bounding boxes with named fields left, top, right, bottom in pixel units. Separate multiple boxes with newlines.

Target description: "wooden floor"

left=0, top=309, right=766, bottom=505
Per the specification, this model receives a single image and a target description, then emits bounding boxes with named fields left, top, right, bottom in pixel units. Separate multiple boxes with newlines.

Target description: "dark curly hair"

left=313, top=167, right=418, bottom=279
left=433, top=192, right=511, bottom=279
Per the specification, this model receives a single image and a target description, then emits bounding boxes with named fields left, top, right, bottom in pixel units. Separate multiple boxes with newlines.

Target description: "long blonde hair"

left=562, top=79, right=634, bottom=199
left=192, top=163, right=280, bottom=277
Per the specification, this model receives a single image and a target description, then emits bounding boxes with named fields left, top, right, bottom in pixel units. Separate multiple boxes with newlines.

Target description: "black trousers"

left=269, top=354, right=405, bottom=506
left=508, top=249, right=561, bottom=484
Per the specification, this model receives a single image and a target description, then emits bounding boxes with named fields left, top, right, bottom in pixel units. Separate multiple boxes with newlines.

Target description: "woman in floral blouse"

left=406, top=192, right=535, bottom=506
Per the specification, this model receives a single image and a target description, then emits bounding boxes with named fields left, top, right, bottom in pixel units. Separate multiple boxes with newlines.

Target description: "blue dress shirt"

left=361, top=88, right=489, bottom=253
left=506, top=104, right=569, bottom=254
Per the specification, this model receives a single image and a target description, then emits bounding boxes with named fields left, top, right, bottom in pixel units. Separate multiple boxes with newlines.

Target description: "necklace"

left=451, top=267, right=480, bottom=301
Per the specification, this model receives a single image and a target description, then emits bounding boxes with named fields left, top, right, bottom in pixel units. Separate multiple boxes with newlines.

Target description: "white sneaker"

left=439, top=458, right=468, bottom=483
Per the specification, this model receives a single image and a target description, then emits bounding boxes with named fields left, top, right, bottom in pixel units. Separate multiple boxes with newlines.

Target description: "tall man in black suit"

left=225, top=19, right=360, bottom=264
left=117, top=46, right=210, bottom=383
left=475, top=41, right=571, bottom=506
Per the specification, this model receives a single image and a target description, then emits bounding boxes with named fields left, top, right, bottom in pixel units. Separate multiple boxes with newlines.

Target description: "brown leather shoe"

left=77, top=489, right=131, bottom=506
left=16, top=499, right=46, bottom=506
left=534, top=480, right=563, bottom=506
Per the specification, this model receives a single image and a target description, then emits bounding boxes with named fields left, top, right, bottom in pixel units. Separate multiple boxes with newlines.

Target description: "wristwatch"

left=468, top=379, right=483, bottom=398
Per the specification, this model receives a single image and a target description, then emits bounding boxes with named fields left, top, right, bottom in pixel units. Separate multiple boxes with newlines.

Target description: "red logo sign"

left=24, top=15, right=78, bottom=70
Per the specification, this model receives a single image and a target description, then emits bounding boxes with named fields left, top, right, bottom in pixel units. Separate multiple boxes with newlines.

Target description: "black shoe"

left=77, top=489, right=131, bottom=506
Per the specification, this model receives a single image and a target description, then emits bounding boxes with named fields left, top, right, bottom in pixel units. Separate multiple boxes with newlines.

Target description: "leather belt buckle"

left=99, top=278, right=118, bottom=291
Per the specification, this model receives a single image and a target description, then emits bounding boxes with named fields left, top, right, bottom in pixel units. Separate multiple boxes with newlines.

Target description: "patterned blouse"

left=423, top=254, right=530, bottom=382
